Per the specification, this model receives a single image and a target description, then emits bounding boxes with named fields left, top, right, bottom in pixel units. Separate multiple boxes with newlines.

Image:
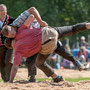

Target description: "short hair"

left=1, top=25, right=9, bottom=36
left=0, top=4, right=7, bottom=12
left=4, top=38, right=13, bottom=49
left=81, top=36, right=85, bottom=40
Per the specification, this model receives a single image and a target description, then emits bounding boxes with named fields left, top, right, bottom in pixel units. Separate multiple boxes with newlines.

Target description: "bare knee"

left=27, top=7, right=36, bottom=14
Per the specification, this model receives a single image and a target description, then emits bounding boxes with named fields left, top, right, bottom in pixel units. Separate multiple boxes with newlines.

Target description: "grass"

left=0, top=79, right=3, bottom=82
left=65, top=77, right=90, bottom=82
left=37, top=78, right=52, bottom=82
left=37, top=77, right=90, bottom=82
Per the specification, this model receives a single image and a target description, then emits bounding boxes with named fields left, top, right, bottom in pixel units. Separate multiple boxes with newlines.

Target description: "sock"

left=51, top=72, right=61, bottom=79
left=57, top=75, right=61, bottom=79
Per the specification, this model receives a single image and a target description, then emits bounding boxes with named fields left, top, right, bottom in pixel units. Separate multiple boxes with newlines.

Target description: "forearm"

left=28, top=7, right=42, bottom=25
left=9, top=64, right=19, bottom=83
left=28, top=7, right=48, bottom=27
left=24, top=14, right=35, bottom=27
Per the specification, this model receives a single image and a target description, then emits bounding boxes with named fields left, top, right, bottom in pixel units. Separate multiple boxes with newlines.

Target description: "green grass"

left=65, top=77, right=90, bottom=82
left=37, top=78, right=52, bottom=82
left=0, top=79, right=3, bottom=82
left=36, top=77, right=90, bottom=82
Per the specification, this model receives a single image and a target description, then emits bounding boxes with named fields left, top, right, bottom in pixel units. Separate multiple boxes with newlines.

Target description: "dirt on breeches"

left=0, top=68, right=90, bottom=90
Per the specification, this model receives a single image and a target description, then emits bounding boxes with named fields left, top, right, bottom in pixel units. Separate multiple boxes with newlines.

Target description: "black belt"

left=42, top=39, right=52, bottom=45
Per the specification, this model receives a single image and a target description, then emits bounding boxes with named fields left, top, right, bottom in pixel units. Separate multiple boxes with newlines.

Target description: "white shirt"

left=0, top=21, right=3, bottom=29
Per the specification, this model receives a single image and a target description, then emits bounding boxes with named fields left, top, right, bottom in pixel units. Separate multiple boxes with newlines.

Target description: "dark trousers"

left=36, top=23, right=86, bottom=77
left=25, top=54, right=37, bottom=77
left=36, top=41, right=76, bottom=77
left=0, top=46, right=13, bottom=82
left=53, top=22, right=86, bottom=38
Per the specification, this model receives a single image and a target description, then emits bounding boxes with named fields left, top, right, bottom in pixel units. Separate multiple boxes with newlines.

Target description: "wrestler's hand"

left=86, top=23, right=90, bottom=29
left=40, top=21, right=48, bottom=27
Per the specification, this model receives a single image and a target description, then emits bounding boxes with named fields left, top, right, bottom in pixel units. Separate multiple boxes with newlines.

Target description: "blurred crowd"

left=46, top=36, right=90, bottom=70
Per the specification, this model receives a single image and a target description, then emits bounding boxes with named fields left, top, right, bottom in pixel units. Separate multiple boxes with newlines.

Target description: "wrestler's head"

left=2, top=25, right=17, bottom=38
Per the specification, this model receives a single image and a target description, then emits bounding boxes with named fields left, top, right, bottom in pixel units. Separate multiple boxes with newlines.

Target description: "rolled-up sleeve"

left=11, top=11, right=30, bottom=27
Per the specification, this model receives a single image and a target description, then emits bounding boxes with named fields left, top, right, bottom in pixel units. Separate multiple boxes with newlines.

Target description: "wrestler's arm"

left=27, top=7, right=48, bottom=27
left=24, top=14, right=35, bottom=27
left=9, top=54, right=21, bottom=83
left=9, top=64, right=19, bottom=83
left=9, top=43, right=21, bottom=83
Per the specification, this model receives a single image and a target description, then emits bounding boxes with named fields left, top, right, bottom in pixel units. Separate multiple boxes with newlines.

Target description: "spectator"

left=79, top=36, right=88, bottom=48
left=76, top=46, right=87, bottom=63
left=46, top=52, right=60, bottom=69
left=61, top=44, right=74, bottom=69
left=0, top=4, right=15, bottom=82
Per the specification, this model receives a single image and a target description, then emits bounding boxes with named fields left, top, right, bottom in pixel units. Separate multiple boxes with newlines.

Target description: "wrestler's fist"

left=86, top=23, right=90, bottom=29
left=40, top=21, right=48, bottom=27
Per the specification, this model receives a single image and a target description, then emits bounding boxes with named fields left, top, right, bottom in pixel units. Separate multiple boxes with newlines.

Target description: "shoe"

left=74, top=60, right=87, bottom=71
left=29, top=78, right=36, bottom=82
left=53, top=75, right=64, bottom=83
left=84, top=63, right=90, bottom=70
